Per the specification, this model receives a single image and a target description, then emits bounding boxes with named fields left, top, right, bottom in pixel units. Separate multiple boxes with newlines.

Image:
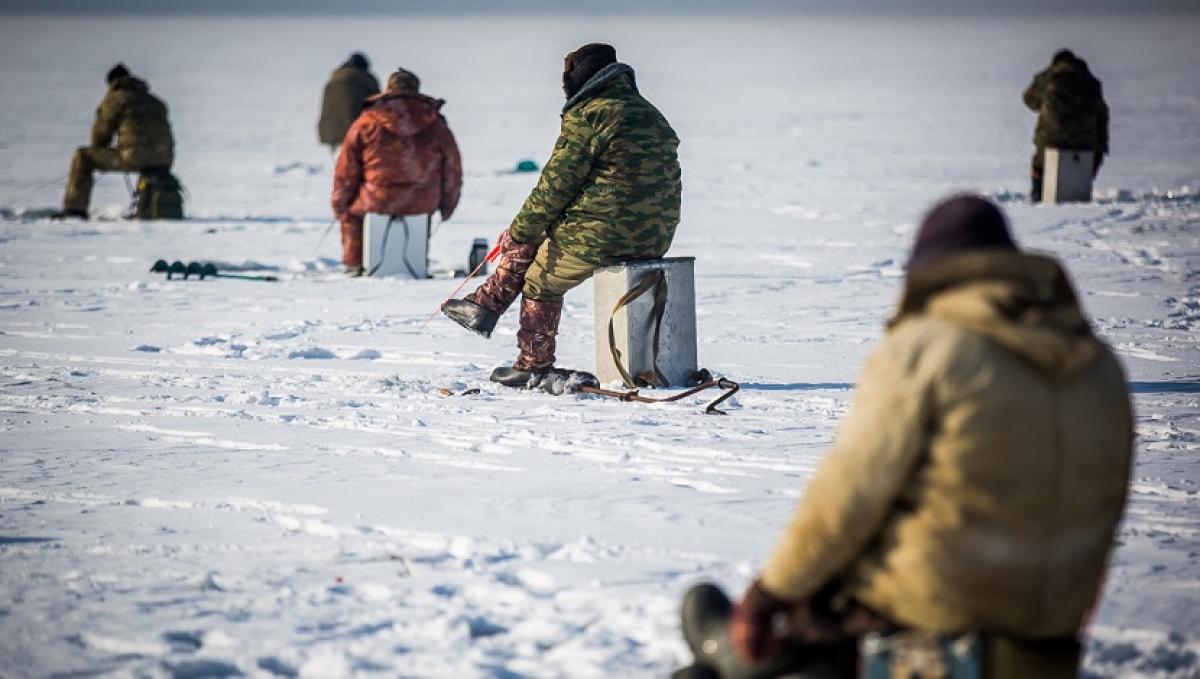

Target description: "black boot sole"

left=441, top=299, right=498, bottom=339
left=490, top=366, right=533, bottom=387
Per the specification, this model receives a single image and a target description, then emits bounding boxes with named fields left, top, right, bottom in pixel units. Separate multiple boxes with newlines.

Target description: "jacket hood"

left=361, top=92, right=445, bottom=136
left=563, top=62, right=638, bottom=114
left=1048, top=59, right=1101, bottom=94
left=891, top=250, right=1100, bottom=379
left=111, top=75, right=149, bottom=94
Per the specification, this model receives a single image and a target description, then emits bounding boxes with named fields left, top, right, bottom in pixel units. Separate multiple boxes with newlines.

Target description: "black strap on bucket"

left=607, top=268, right=670, bottom=389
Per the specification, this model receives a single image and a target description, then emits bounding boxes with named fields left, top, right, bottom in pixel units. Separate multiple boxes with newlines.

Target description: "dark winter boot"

left=442, top=299, right=500, bottom=338
left=514, top=296, right=562, bottom=372
left=490, top=296, right=563, bottom=388
left=1030, top=176, right=1043, bottom=204
left=680, top=583, right=819, bottom=679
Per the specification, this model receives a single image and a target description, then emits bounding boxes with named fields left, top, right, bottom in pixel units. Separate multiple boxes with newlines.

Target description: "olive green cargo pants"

left=521, top=238, right=599, bottom=302
left=63, top=146, right=173, bottom=213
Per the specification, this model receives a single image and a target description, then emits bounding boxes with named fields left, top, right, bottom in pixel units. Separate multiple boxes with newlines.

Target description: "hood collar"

left=891, top=250, right=1101, bottom=379
left=563, top=62, right=637, bottom=114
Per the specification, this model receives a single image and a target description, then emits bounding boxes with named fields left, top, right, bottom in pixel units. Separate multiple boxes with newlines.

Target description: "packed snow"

left=1, top=12, right=1198, bottom=679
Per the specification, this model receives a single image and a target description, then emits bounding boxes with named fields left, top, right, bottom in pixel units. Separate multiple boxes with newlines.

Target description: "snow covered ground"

left=1, top=12, right=1198, bottom=678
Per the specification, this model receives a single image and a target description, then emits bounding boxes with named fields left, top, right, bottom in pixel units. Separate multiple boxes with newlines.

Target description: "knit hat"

left=907, top=195, right=1017, bottom=271
left=348, top=52, right=369, bottom=70
left=386, top=68, right=420, bottom=93
left=106, top=63, right=130, bottom=85
left=562, top=43, right=617, bottom=98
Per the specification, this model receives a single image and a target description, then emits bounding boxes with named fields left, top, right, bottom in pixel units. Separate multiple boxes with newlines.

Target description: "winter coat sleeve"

left=507, top=111, right=598, bottom=245
left=331, top=119, right=366, bottom=218
left=436, top=118, right=463, bottom=221
left=91, top=89, right=122, bottom=148
left=759, top=324, right=936, bottom=600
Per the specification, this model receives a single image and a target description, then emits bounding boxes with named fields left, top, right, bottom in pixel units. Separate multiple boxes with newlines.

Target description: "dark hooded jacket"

left=331, top=92, right=463, bottom=220
left=92, top=75, right=174, bottom=168
left=761, top=251, right=1132, bottom=657
left=318, top=63, right=381, bottom=146
left=1023, top=57, right=1109, bottom=154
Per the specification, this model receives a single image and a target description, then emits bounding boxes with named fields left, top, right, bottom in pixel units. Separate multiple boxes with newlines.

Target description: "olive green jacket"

left=761, top=251, right=1132, bottom=644
left=509, top=63, right=682, bottom=266
left=92, top=76, right=174, bottom=168
left=319, top=63, right=380, bottom=146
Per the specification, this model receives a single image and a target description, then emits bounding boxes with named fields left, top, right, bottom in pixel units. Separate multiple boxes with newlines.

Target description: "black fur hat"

left=106, top=63, right=130, bottom=85
left=563, top=43, right=617, bottom=98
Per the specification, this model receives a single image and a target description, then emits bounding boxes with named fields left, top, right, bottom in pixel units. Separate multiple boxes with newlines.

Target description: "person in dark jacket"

left=55, top=64, right=174, bottom=220
left=318, top=52, right=381, bottom=153
left=331, top=69, right=462, bottom=276
left=440, top=43, right=682, bottom=387
left=1023, top=49, right=1109, bottom=202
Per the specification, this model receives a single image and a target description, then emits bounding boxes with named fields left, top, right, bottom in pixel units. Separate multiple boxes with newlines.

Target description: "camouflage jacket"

left=508, top=63, right=682, bottom=266
left=319, top=63, right=381, bottom=146
left=92, top=76, right=174, bottom=168
left=1023, top=58, right=1109, bottom=154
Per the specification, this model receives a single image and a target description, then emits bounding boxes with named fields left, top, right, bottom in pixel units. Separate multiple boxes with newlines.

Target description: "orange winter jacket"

left=760, top=251, right=1133, bottom=640
left=331, top=92, right=462, bottom=221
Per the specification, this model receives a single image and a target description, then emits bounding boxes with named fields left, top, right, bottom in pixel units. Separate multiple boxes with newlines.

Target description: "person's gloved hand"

left=729, top=579, right=794, bottom=663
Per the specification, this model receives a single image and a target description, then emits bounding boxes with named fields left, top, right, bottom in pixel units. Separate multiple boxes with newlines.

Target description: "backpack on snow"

left=133, top=169, right=184, bottom=220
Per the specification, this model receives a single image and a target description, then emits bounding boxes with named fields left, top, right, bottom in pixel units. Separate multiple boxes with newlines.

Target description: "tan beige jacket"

left=761, top=251, right=1133, bottom=639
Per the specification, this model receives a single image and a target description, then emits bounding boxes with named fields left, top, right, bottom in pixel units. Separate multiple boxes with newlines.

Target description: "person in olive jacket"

left=56, top=64, right=174, bottom=220
left=318, top=52, right=380, bottom=153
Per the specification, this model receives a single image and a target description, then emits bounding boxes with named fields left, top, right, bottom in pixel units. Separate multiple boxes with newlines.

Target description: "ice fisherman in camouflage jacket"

left=442, top=43, right=682, bottom=387
left=1023, top=49, right=1109, bottom=202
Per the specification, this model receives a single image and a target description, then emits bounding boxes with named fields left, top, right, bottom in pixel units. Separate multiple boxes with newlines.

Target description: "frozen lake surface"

left=1, top=12, right=1198, bottom=678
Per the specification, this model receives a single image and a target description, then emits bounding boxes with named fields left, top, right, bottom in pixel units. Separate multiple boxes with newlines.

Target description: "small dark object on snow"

left=49, top=208, right=89, bottom=221
left=442, top=298, right=499, bottom=338
left=133, top=169, right=184, bottom=220
left=437, top=387, right=481, bottom=397
left=149, top=260, right=278, bottom=282
left=468, top=238, right=489, bottom=277
left=527, top=368, right=601, bottom=395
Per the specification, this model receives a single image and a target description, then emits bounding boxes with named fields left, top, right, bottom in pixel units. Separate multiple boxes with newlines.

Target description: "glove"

left=729, top=579, right=795, bottom=663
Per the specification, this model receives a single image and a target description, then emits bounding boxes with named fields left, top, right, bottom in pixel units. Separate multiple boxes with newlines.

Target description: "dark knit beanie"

left=348, top=52, right=369, bottom=70
left=907, top=195, right=1017, bottom=271
left=107, top=63, right=130, bottom=85
left=563, top=43, right=617, bottom=98
left=386, top=68, right=420, bottom=93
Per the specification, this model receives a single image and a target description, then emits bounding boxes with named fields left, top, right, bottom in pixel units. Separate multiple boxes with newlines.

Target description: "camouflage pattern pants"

left=467, top=235, right=599, bottom=371
left=63, top=147, right=134, bottom=213
left=63, top=146, right=172, bottom=213
left=523, top=238, right=597, bottom=301
left=340, top=214, right=364, bottom=268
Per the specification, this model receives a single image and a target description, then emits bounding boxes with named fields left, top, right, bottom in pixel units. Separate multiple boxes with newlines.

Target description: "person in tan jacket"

left=677, top=195, right=1133, bottom=679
